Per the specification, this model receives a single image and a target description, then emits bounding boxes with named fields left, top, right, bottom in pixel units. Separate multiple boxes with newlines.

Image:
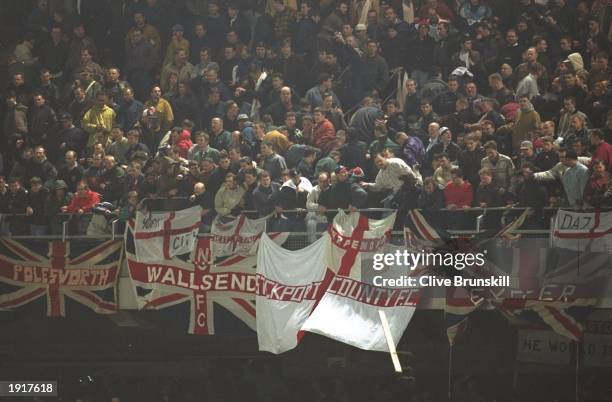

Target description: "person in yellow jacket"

left=82, top=92, right=116, bottom=149
left=162, top=24, right=190, bottom=67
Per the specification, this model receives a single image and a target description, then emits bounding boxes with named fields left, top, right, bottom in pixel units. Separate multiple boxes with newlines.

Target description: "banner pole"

left=575, top=339, right=580, bottom=401
left=378, top=310, right=402, bottom=373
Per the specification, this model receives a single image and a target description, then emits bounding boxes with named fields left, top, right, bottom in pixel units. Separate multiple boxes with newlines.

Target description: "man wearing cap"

left=125, top=12, right=161, bottom=51
left=517, top=140, right=535, bottom=169
left=163, top=24, right=190, bottom=67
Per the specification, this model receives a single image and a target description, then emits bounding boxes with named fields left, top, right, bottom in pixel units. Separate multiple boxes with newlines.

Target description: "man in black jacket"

left=26, top=176, right=49, bottom=235
left=458, top=133, right=486, bottom=188
left=6, top=178, right=29, bottom=235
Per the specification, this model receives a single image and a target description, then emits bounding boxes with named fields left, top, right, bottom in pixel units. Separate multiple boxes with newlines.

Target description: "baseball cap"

left=355, top=24, right=367, bottom=31
left=520, top=141, right=533, bottom=150
left=335, top=165, right=349, bottom=175
left=172, top=24, right=184, bottom=33
left=237, top=114, right=249, bottom=120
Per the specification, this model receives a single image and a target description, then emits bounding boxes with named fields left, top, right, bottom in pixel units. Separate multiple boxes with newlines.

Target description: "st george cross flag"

left=256, top=233, right=332, bottom=354
left=126, top=225, right=287, bottom=335
left=211, top=214, right=271, bottom=258
left=301, top=211, right=421, bottom=351
left=0, top=238, right=121, bottom=316
left=552, top=210, right=612, bottom=252
left=133, top=206, right=201, bottom=262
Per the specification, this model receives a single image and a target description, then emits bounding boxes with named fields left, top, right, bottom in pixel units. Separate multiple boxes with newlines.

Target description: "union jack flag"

left=0, top=238, right=121, bottom=316
left=126, top=225, right=288, bottom=335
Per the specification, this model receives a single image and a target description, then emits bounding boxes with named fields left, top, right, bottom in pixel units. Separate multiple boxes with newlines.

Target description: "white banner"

left=256, top=233, right=331, bottom=354
left=134, top=206, right=201, bottom=262
left=212, top=215, right=281, bottom=258
left=552, top=210, right=612, bottom=252
left=300, top=211, right=420, bottom=351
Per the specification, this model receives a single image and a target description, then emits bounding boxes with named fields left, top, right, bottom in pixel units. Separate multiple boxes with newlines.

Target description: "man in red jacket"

left=62, top=182, right=100, bottom=214
left=590, top=129, right=612, bottom=172
left=444, top=167, right=473, bottom=209
left=312, top=107, right=336, bottom=154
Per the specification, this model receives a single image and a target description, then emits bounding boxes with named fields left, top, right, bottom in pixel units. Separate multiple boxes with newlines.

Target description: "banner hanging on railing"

left=0, top=238, right=121, bottom=316
left=133, top=206, right=202, bottom=262
left=552, top=210, right=612, bottom=252
left=126, top=225, right=287, bottom=335
left=211, top=214, right=282, bottom=258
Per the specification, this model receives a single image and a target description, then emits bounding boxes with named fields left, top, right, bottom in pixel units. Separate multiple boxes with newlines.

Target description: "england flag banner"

left=0, top=238, right=121, bottom=316
left=552, top=210, right=612, bottom=252
left=126, top=226, right=287, bottom=335
left=211, top=214, right=274, bottom=258
left=134, top=206, right=202, bottom=262
left=256, top=233, right=332, bottom=354
left=301, top=211, right=421, bottom=352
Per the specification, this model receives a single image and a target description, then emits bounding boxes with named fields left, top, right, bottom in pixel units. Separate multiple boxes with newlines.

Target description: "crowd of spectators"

left=1, top=0, right=612, bottom=236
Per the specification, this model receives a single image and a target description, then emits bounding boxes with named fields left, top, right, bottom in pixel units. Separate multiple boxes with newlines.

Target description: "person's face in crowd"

left=437, top=23, right=448, bottom=37
left=560, top=37, right=572, bottom=52
left=127, top=132, right=139, bottom=145
left=0, top=177, right=5, bottom=191
left=428, top=123, right=440, bottom=138
left=260, top=175, right=271, bottom=187
left=207, top=90, right=220, bottom=105
left=406, top=80, right=417, bottom=94
left=374, top=155, right=387, bottom=170
left=103, top=157, right=115, bottom=170
left=519, top=97, right=530, bottom=109
left=337, top=170, right=348, bottom=182
left=594, top=162, right=606, bottom=175
left=451, top=174, right=463, bottom=186
left=194, top=182, right=206, bottom=196
left=93, top=143, right=104, bottom=155
left=500, top=64, right=512, bottom=78
left=227, top=102, right=239, bottom=118
left=244, top=173, right=257, bottom=186
left=563, top=99, right=576, bottom=112
left=536, top=39, right=547, bottom=53
left=313, top=111, right=324, bottom=123
left=300, top=2, right=310, bottom=16
left=367, top=10, right=377, bottom=24
left=366, top=41, right=378, bottom=57
left=74, top=25, right=85, bottom=38
left=65, top=151, right=76, bottom=166
left=570, top=116, right=584, bottom=131
left=541, top=141, right=554, bottom=152
left=588, top=19, right=599, bottom=33
left=129, top=164, right=142, bottom=178
left=341, top=24, right=353, bottom=38
left=225, top=175, right=237, bottom=189
left=466, top=83, right=477, bottom=97
left=280, top=88, right=292, bottom=103
left=323, top=95, right=334, bottom=110
left=229, top=146, right=240, bottom=161
left=483, top=122, right=495, bottom=135
left=226, top=31, right=238, bottom=44
left=14, top=74, right=26, bottom=87
left=255, top=45, right=266, bottom=59
left=520, top=146, right=533, bottom=157
left=418, top=24, right=429, bottom=37
left=151, top=86, right=161, bottom=101
left=441, top=131, right=451, bottom=144
left=206, top=69, right=219, bottom=84
left=562, top=154, right=575, bottom=167
left=485, top=148, right=497, bottom=160
left=170, top=131, right=180, bottom=144
left=33, top=95, right=45, bottom=108
left=386, top=103, right=397, bottom=115
left=76, top=183, right=87, bottom=197
left=176, top=50, right=188, bottom=64
left=80, top=49, right=92, bottom=65
left=224, top=47, right=235, bottom=60
left=51, top=26, right=62, bottom=43
left=280, top=43, right=292, bottom=58
left=95, top=94, right=107, bottom=108
left=123, top=88, right=134, bottom=103
left=34, top=147, right=46, bottom=162
left=506, top=31, right=517, bottom=46
left=338, top=2, right=348, bottom=15
left=594, top=56, right=609, bottom=71
left=134, top=13, right=145, bottom=28
left=424, top=181, right=435, bottom=193
left=463, top=39, right=473, bottom=51
left=302, top=118, right=313, bottom=131
left=325, top=53, right=337, bottom=66
left=438, top=156, right=450, bottom=168
left=563, top=73, right=576, bottom=87
left=219, top=158, right=231, bottom=171
left=9, top=181, right=21, bottom=194
left=211, top=118, right=223, bottom=133
left=319, top=174, right=330, bottom=189
left=521, top=167, right=533, bottom=180
left=261, top=143, right=272, bottom=157
left=107, top=68, right=120, bottom=83
left=479, top=172, right=492, bottom=185
left=573, top=140, right=585, bottom=155
left=420, top=103, right=432, bottom=115
left=31, top=181, right=42, bottom=193
left=196, top=135, right=207, bottom=147
left=173, top=29, right=184, bottom=41
left=91, top=154, right=103, bottom=167
left=541, top=121, right=555, bottom=136
left=195, top=24, right=206, bottom=39
left=526, top=48, right=537, bottom=63
left=384, top=7, right=396, bottom=23
left=131, top=29, right=143, bottom=44
left=40, top=70, right=51, bottom=85
left=465, top=139, right=477, bottom=152
left=285, top=115, right=297, bottom=128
